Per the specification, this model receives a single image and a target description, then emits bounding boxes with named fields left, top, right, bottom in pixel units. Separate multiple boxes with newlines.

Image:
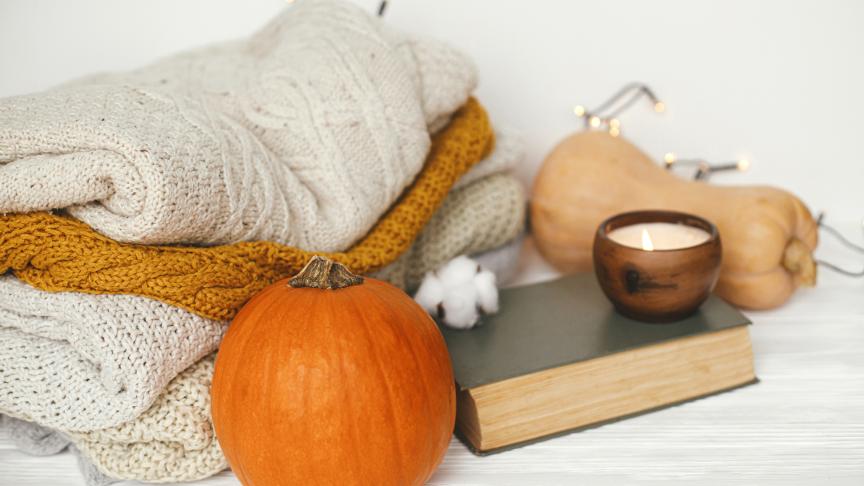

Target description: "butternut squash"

left=531, top=131, right=818, bottom=310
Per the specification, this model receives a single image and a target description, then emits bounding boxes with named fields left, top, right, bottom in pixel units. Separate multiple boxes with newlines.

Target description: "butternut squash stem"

left=782, top=239, right=817, bottom=286
left=289, top=256, right=364, bottom=290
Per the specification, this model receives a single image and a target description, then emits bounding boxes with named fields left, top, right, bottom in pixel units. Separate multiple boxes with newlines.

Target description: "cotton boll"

left=413, top=272, right=446, bottom=313
left=438, top=284, right=480, bottom=330
left=436, top=255, right=480, bottom=284
left=414, top=256, right=500, bottom=330
left=473, top=269, right=499, bottom=314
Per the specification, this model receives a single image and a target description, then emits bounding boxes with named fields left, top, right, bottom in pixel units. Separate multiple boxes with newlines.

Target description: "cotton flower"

left=414, top=256, right=499, bottom=330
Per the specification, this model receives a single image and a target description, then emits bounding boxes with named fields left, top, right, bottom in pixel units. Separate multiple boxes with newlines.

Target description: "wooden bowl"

left=592, top=210, right=722, bottom=323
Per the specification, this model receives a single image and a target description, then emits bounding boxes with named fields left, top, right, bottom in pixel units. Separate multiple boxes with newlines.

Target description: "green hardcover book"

left=440, top=273, right=756, bottom=454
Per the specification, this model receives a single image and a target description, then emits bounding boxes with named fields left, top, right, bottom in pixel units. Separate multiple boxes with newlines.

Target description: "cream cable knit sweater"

left=0, top=172, right=526, bottom=485
left=0, top=0, right=476, bottom=249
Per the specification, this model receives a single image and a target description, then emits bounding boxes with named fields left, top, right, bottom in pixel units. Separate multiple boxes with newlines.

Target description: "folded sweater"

left=0, top=97, right=492, bottom=322
left=0, top=0, right=476, bottom=249
left=0, top=280, right=227, bottom=432
left=71, top=355, right=226, bottom=484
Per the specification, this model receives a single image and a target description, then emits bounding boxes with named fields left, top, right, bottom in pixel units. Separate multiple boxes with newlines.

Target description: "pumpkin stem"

left=289, top=256, right=364, bottom=290
left=783, top=238, right=817, bottom=287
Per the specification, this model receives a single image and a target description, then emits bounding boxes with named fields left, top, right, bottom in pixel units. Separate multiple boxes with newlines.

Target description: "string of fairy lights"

left=572, top=82, right=750, bottom=181
left=573, top=82, right=664, bottom=138
left=662, top=153, right=750, bottom=181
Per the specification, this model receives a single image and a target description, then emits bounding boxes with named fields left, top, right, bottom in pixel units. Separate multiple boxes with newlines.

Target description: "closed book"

left=440, top=273, right=756, bottom=454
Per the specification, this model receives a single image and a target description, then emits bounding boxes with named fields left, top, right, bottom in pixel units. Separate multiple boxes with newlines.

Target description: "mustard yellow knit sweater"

left=0, top=98, right=492, bottom=321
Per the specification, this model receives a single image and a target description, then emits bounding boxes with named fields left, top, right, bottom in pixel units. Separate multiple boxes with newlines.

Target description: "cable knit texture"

left=0, top=0, right=477, bottom=249
left=0, top=172, right=526, bottom=484
left=371, top=173, right=526, bottom=289
left=451, top=127, right=522, bottom=190
left=0, top=98, right=492, bottom=322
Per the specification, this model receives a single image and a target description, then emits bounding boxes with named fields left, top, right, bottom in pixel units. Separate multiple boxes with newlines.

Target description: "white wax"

left=607, top=222, right=710, bottom=251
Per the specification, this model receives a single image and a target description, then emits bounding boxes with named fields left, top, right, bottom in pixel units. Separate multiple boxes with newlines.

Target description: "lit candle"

left=606, top=222, right=711, bottom=251
left=593, top=211, right=722, bottom=323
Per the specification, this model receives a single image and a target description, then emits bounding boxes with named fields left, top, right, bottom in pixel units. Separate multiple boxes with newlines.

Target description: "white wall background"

left=1, top=0, right=862, bottom=221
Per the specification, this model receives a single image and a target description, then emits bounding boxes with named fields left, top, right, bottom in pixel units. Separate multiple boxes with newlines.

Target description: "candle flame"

left=641, top=229, right=655, bottom=251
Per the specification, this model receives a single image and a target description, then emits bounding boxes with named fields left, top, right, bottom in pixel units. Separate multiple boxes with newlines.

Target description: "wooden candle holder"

left=593, top=210, right=722, bottom=323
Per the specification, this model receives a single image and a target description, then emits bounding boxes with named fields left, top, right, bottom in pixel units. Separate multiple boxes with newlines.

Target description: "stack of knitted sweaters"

left=0, top=1, right=526, bottom=484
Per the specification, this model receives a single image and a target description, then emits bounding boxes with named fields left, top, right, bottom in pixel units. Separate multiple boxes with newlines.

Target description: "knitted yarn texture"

left=0, top=277, right=227, bottom=431
left=0, top=98, right=492, bottom=322
left=371, top=173, right=525, bottom=289
left=0, top=357, right=222, bottom=484
left=0, top=0, right=477, bottom=249
left=371, top=125, right=524, bottom=288
left=451, top=127, right=523, bottom=190
left=72, top=355, right=226, bottom=484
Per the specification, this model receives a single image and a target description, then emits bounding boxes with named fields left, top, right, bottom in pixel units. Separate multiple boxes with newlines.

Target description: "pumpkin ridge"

left=288, top=289, right=329, bottom=480
left=349, top=284, right=411, bottom=484
left=213, top=314, right=252, bottom=483
left=390, top=283, right=452, bottom=479
left=370, top=282, right=441, bottom=473
left=331, top=297, right=367, bottom=482
left=216, top=284, right=297, bottom=484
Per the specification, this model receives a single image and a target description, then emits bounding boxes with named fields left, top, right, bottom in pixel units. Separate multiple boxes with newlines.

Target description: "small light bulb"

left=589, top=116, right=601, bottom=128
left=654, top=101, right=666, bottom=113
left=737, top=158, right=750, bottom=171
left=609, top=118, right=620, bottom=128
left=609, top=127, right=620, bottom=137
left=574, top=105, right=586, bottom=117
left=664, top=152, right=676, bottom=164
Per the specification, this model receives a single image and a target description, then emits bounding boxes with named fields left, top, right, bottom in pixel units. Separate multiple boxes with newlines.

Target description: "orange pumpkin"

left=211, top=256, right=455, bottom=486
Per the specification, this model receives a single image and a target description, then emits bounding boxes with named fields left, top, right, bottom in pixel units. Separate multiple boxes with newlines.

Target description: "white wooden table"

left=2, top=231, right=863, bottom=485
